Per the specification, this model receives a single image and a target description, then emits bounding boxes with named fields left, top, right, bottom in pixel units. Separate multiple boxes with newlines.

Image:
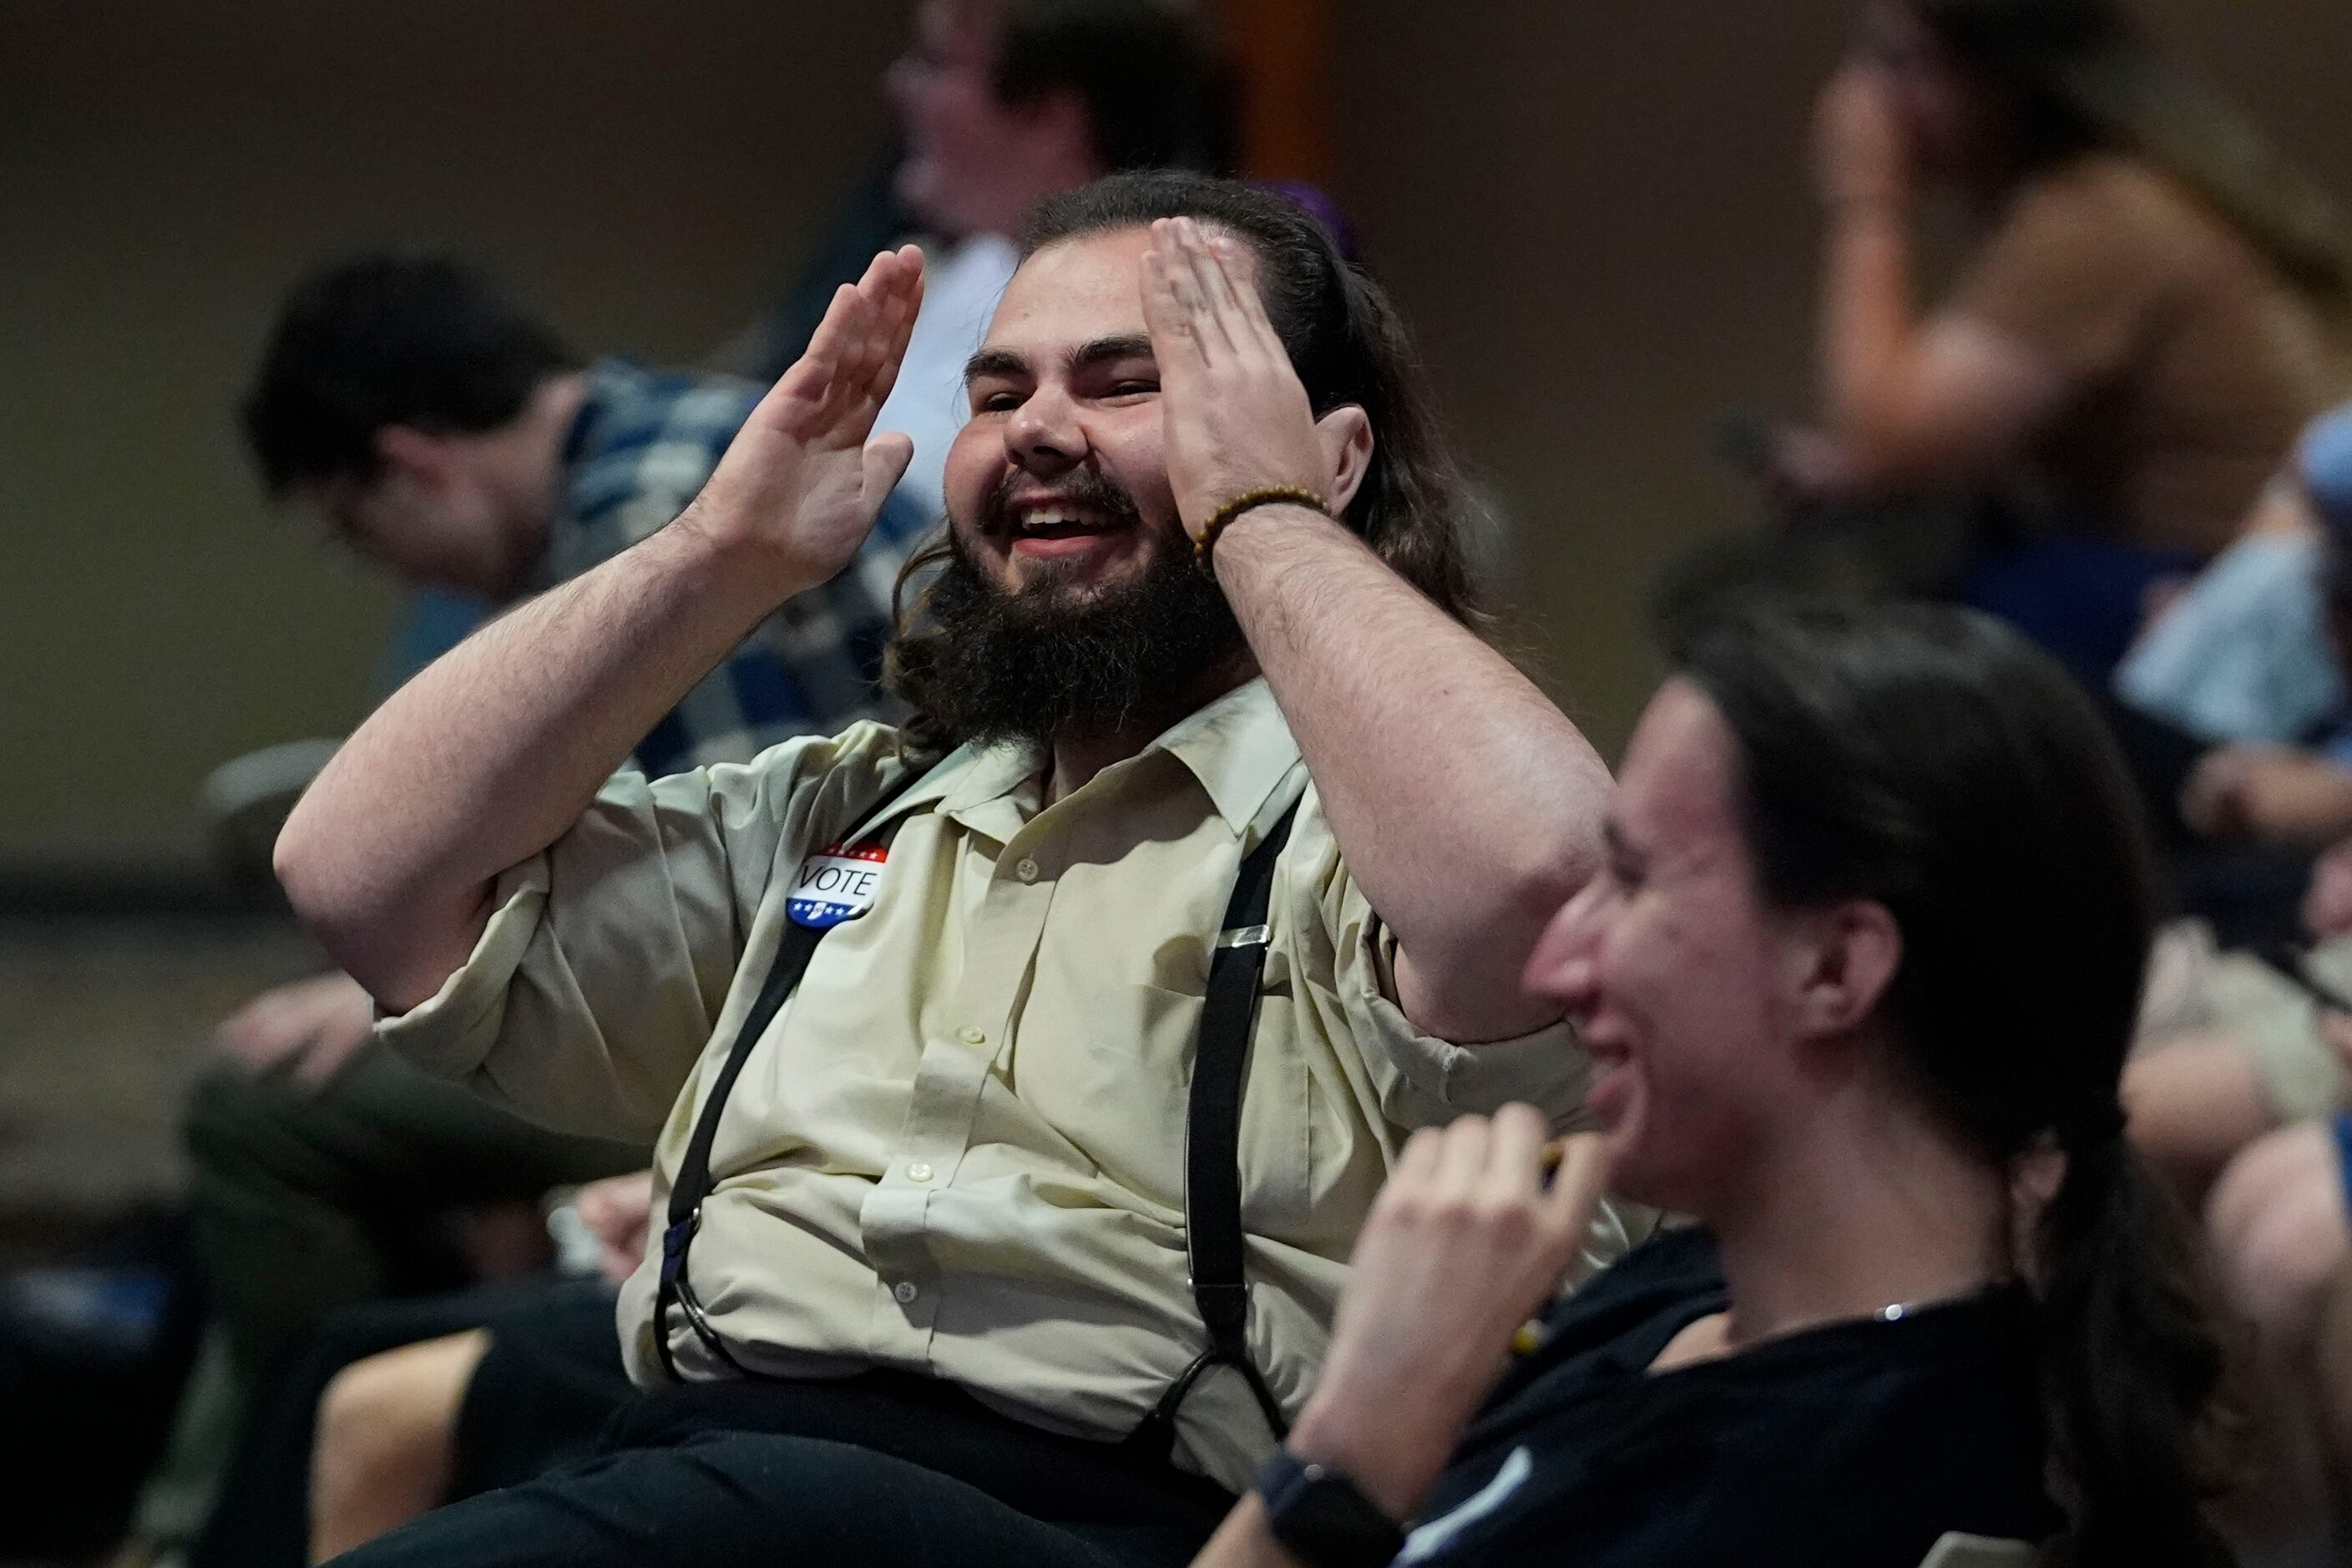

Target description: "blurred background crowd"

left=12, top=0, right=2352, bottom=1564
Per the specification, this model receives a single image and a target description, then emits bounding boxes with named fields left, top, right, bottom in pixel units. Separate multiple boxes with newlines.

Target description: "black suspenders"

left=654, top=780, right=1301, bottom=1458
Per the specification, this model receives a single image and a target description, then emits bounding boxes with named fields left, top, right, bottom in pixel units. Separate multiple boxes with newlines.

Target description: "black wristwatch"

left=1253, top=1447, right=1407, bottom=1567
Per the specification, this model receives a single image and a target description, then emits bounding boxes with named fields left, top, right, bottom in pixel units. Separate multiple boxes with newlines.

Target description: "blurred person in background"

left=115, top=250, right=929, bottom=1567
left=1768, top=0, right=2352, bottom=683
left=717, top=0, right=1239, bottom=527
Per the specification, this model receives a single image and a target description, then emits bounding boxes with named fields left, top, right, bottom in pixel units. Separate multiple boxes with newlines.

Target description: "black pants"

left=328, top=1372, right=1236, bottom=1568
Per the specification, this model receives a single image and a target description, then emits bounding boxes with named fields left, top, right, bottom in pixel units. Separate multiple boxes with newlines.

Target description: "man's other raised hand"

left=684, top=245, right=926, bottom=590
left=1140, top=217, right=1361, bottom=547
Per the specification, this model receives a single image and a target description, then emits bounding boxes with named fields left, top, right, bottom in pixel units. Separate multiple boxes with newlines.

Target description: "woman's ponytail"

left=2036, top=1130, right=2235, bottom=1568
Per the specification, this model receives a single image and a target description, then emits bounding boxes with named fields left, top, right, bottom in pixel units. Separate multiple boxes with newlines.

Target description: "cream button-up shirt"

left=380, top=678, right=1601, bottom=1491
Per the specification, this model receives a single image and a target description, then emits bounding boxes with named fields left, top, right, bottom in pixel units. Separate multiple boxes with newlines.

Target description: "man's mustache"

left=978, top=471, right=1145, bottom=536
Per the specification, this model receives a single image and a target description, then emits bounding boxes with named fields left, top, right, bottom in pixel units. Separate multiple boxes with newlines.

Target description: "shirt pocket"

left=1087, top=983, right=1313, bottom=1237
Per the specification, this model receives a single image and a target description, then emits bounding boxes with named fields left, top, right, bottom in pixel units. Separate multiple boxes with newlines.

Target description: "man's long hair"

left=887, top=170, right=1495, bottom=755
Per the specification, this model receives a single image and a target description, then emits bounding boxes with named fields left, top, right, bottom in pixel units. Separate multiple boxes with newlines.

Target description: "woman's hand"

left=1138, top=216, right=1351, bottom=541
left=1283, top=1104, right=1631, bottom=1522
left=680, top=245, right=925, bottom=587
left=1813, top=61, right=1913, bottom=211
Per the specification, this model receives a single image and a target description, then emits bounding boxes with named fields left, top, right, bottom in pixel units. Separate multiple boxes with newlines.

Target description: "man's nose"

left=1006, top=387, right=1086, bottom=473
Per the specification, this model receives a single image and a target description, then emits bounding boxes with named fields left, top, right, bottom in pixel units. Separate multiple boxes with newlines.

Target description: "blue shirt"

left=387, top=357, right=933, bottom=776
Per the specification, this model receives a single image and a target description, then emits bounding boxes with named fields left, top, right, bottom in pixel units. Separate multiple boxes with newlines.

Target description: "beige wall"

left=1333, top=0, right=2352, bottom=754
left=9, top=2, right=2352, bottom=865
left=0, top=1, right=913, bottom=867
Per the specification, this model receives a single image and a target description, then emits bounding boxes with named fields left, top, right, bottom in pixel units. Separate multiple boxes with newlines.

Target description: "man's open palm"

left=688, top=245, right=925, bottom=585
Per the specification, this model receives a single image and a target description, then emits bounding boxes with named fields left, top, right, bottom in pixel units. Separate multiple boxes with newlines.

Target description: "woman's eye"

left=1106, top=381, right=1157, bottom=398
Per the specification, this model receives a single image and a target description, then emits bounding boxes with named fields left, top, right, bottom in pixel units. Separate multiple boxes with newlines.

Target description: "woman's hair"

left=1914, top=0, right=2352, bottom=312
left=1675, top=601, right=2233, bottom=1568
left=887, top=170, right=1496, bottom=749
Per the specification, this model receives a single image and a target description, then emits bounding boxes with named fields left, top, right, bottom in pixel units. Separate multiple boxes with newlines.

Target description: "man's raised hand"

left=684, top=245, right=925, bottom=588
left=1139, top=217, right=1358, bottom=547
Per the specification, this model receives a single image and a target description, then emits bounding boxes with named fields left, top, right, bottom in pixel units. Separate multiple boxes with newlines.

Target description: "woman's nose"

left=1522, top=880, right=1602, bottom=1007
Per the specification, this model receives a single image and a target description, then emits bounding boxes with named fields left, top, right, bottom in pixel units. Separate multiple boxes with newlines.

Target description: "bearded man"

left=275, top=171, right=1616, bottom=1568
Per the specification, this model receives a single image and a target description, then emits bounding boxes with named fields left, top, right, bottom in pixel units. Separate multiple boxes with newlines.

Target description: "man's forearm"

left=1212, top=505, right=1608, bottom=1040
left=276, top=513, right=808, bottom=1011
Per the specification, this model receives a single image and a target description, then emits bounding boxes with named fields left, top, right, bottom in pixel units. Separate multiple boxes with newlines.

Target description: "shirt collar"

left=1151, top=677, right=1303, bottom=836
left=921, top=677, right=1302, bottom=841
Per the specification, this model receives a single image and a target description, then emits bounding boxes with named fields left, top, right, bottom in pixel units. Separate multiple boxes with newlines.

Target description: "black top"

left=1400, top=1228, right=2061, bottom=1566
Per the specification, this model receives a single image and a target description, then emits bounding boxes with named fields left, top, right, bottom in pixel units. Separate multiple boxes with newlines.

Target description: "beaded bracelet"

left=1192, top=485, right=1329, bottom=569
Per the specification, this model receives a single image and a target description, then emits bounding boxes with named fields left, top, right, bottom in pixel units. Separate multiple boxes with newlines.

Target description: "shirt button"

left=893, top=1281, right=919, bottom=1304
left=907, top=1161, right=934, bottom=1183
left=1014, top=857, right=1040, bottom=883
left=959, top=1026, right=989, bottom=1046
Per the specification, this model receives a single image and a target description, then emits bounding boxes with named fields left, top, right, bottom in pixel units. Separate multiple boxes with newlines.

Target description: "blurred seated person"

left=2145, top=407, right=2352, bottom=849
left=121, top=251, right=930, bottom=1563
left=1773, top=0, right=2351, bottom=681
left=301, top=1173, right=655, bottom=1563
left=1186, top=604, right=2233, bottom=1568
left=717, top=0, right=1238, bottom=526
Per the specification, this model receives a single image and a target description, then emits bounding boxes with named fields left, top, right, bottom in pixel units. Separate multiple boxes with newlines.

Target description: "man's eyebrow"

left=963, top=335, right=1158, bottom=387
left=963, top=347, right=1028, bottom=386
left=1066, top=333, right=1156, bottom=373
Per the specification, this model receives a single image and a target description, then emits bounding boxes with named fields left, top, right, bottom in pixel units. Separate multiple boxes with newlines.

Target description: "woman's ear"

left=1791, top=898, right=1902, bottom=1038
left=1315, top=405, right=1375, bottom=515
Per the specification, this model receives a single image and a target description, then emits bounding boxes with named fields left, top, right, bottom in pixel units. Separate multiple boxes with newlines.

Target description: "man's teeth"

left=1020, top=509, right=1110, bottom=533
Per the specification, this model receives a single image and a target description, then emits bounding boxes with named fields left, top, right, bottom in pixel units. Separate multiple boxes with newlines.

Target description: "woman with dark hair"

left=1775, top=0, right=2350, bottom=680
left=1191, top=603, right=2234, bottom=1567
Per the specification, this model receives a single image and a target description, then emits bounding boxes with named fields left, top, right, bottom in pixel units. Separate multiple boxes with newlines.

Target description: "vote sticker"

left=786, top=842, right=889, bottom=928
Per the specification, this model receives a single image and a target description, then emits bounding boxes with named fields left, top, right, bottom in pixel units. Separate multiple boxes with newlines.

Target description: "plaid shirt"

left=540, top=358, right=933, bottom=776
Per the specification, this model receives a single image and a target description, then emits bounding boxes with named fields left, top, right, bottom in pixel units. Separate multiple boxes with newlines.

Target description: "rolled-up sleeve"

left=376, top=723, right=903, bottom=1141
left=1288, top=799, right=1596, bottom=1132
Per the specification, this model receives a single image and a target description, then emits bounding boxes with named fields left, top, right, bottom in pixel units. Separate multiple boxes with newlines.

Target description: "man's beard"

left=896, top=479, right=1247, bottom=753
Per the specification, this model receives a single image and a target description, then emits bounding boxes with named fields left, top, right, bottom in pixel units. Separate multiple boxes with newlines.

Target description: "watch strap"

left=1254, top=1448, right=1406, bottom=1568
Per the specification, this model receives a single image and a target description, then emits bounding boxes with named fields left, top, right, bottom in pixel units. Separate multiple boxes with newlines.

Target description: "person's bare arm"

left=1138, top=218, right=1609, bottom=1042
left=1802, top=64, right=2066, bottom=496
left=276, top=249, right=925, bottom=1011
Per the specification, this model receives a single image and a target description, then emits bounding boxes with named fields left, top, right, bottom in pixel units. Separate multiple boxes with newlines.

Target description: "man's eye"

left=976, top=392, right=1022, bottom=413
left=1107, top=381, right=1157, bottom=397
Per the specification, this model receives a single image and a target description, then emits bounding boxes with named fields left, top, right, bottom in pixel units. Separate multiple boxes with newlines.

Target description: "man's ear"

left=373, top=425, right=449, bottom=490
left=1790, top=898, right=1902, bottom=1039
left=1315, top=405, right=1375, bottom=515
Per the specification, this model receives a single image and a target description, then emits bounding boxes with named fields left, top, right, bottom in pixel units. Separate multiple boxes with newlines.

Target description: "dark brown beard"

left=888, top=513, right=1246, bottom=755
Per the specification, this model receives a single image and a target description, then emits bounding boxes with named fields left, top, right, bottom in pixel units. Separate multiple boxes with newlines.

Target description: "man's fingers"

left=1208, top=235, right=1289, bottom=362
left=1170, top=219, right=1242, bottom=360
left=862, top=432, right=915, bottom=506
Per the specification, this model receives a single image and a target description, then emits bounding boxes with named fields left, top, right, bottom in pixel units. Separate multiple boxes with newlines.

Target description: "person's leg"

left=2207, top=1119, right=2352, bottom=1347
left=183, top=1048, right=644, bottom=1386
left=449, top=1279, right=637, bottom=1500
left=329, top=1432, right=1148, bottom=1568
left=189, top=1281, right=557, bottom=1568
left=2123, top=1035, right=2279, bottom=1199
left=311, top=1331, right=492, bottom=1562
